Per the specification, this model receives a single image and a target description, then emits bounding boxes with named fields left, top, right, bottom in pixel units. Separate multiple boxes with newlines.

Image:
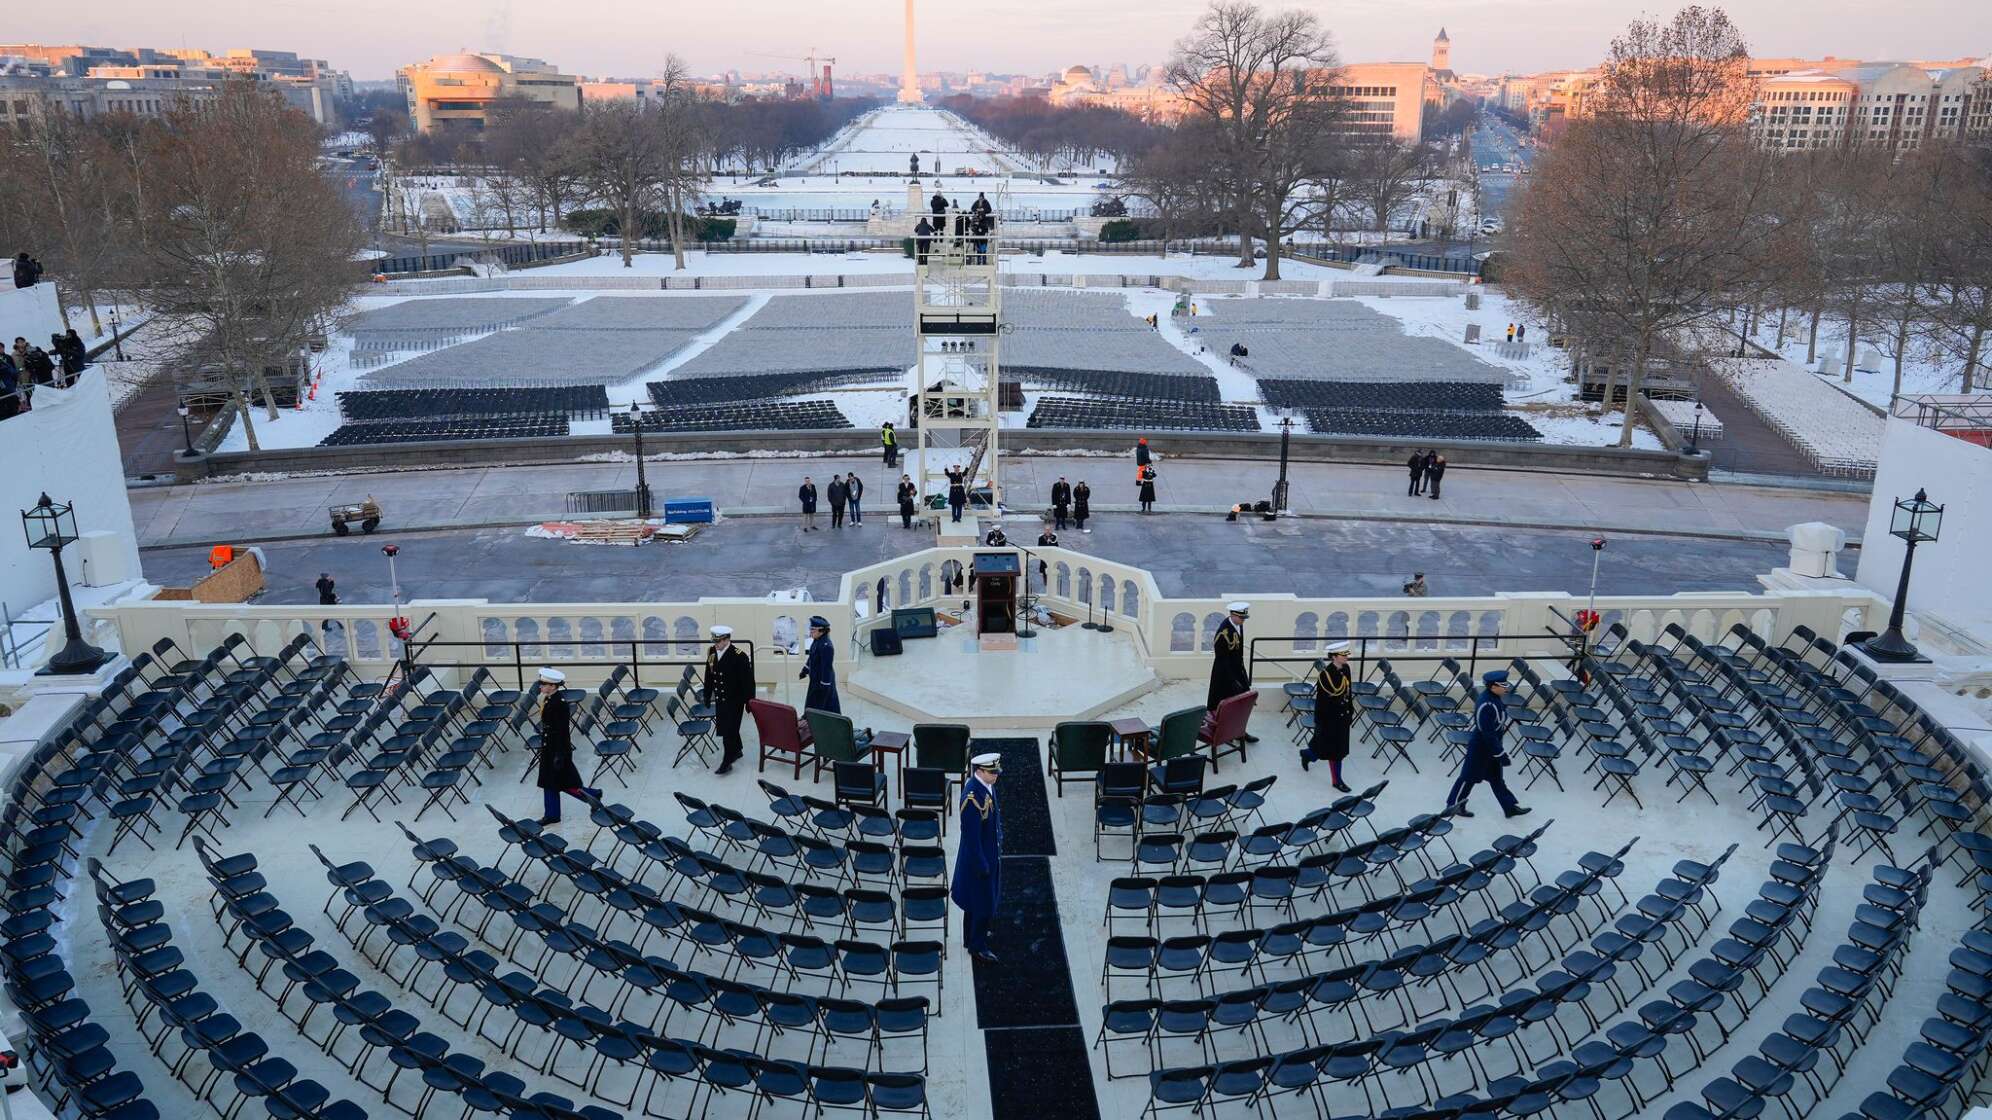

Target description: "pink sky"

left=11, top=0, right=1986, bottom=81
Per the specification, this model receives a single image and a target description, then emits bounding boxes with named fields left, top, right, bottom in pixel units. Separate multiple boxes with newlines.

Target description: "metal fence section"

left=566, top=489, right=644, bottom=515
left=370, top=240, right=590, bottom=276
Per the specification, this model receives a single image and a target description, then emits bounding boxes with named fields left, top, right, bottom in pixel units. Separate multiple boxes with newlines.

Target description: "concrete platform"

left=845, top=621, right=1158, bottom=729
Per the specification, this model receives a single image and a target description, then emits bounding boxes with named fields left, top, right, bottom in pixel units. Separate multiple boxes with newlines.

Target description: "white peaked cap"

left=1324, top=641, right=1350, bottom=654
left=538, top=668, right=566, bottom=684
left=970, top=752, right=1004, bottom=770
left=711, top=625, right=734, bottom=637
left=1227, top=601, right=1251, bottom=613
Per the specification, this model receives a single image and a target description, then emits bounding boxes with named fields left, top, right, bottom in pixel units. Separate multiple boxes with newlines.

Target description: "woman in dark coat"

left=1073, top=481, right=1092, bottom=533
left=799, top=616, right=840, bottom=713
left=1137, top=464, right=1157, bottom=513
left=1297, top=644, right=1355, bottom=792
left=534, top=668, right=599, bottom=824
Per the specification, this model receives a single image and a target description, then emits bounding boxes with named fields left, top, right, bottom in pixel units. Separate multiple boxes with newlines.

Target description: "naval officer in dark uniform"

left=1297, top=641, right=1355, bottom=792
left=534, top=668, right=601, bottom=824
left=798, top=615, right=840, bottom=714
left=703, top=624, right=754, bottom=775
left=1206, top=601, right=1260, bottom=743
left=1444, top=669, right=1533, bottom=819
left=951, top=752, right=1004, bottom=962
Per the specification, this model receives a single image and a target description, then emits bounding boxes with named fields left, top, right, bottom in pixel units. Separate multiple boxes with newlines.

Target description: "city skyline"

left=8, top=0, right=1987, bottom=82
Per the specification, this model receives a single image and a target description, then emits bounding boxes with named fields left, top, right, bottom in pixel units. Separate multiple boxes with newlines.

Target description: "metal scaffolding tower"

left=911, top=199, right=1004, bottom=524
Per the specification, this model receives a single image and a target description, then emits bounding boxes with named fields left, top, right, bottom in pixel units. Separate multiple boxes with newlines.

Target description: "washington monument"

left=898, top=0, right=923, bottom=103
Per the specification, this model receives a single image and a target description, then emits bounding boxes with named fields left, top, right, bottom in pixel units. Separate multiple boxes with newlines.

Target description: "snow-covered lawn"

left=217, top=254, right=1649, bottom=453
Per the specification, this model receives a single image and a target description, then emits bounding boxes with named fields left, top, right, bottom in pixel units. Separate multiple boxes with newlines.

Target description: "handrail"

left=406, top=635, right=757, bottom=692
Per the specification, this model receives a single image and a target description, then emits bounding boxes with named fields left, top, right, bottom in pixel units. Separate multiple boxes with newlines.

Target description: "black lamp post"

left=1689, top=399, right=1703, bottom=455
left=629, top=403, right=652, bottom=519
left=1273, top=416, right=1292, bottom=514
left=1860, top=488, right=1942, bottom=664
left=21, top=493, right=112, bottom=675
left=176, top=400, right=195, bottom=456
left=108, top=304, right=126, bottom=361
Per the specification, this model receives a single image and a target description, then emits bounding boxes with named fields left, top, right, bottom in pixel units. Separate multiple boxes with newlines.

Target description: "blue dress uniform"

left=799, top=616, right=840, bottom=714
left=951, top=757, right=1004, bottom=959
left=1445, top=670, right=1530, bottom=818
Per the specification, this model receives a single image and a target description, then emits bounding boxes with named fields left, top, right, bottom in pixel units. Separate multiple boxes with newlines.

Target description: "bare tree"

left=1115, top=118, right=1228, bottom=243
left=1811, top=146, right=1896, bottom=381
left=1346, top=139, right=1425, bottom=236
left=1928, top=141, right=1992, bottom=393
left=1167, top=0, right=1345, bottom=277
left=574, top=101, right=669, bottom=269
left=132, top=83, right=364, bottom=450
left=1507, top=5, right=1779, bottom=447
left=486, top=104, right=583, bottom=233
left=650, top=57, right=713, bottom=271
left=6, top=103, right=121, bottom=334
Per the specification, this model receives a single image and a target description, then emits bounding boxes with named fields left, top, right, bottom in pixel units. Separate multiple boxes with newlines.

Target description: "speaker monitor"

left=870, top=628, right=904, bottom=656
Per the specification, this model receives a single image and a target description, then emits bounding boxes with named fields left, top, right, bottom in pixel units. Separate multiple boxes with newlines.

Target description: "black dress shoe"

left=1504, top=806, right=1533, bottom=819
left=973, top=950, right=999, bottom=963
left=1297, top=751, right=1311, bottom=772
left=1243, top=734, right=1261, bottom=744
left=1333, top=781, right=1352, bottom=794
left=538, top=817, right=560, bottom=826
left=715, top=764, right=733, bottom=776
left=1455, top=807, right=1475, bottom=818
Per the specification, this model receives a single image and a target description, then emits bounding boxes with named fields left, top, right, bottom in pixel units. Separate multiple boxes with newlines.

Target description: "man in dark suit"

left=534, top=668, right=600, bottom=824
left=703, top=626, right=755, bottom=775
left=1050, top=476, right=1072, bottom=530
left=1206, top=602, right=1260, bottom=744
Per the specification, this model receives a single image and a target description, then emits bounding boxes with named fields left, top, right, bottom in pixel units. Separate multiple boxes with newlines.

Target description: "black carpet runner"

left=968, top=737, right=1102, bottom=1120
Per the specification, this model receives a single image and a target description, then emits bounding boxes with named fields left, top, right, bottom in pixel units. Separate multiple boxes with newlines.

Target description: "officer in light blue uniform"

left=1444, top=670, right=1533, bottom=820
left=951, top=752, right=1004, bottom=962
left=798, top=616, right=840, bottom=713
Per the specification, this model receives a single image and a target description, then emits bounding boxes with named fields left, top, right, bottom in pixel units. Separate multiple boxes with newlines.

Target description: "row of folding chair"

left=1098, top=782, right=1376, bottom=870
left=1104, top=835, right=1535, bottom=943
left=1666, top=851, right=1939, bottom=1120
left=93, top=860, right=372, bottom=1120
left=1094, top=773, right=1285, bottom=861
left=318, top=842, right=943, bottom=1075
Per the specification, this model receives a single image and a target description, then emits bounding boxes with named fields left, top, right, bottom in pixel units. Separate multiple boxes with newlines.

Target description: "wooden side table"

left=1109, top=717, right=1153, bottom=762
left=868, top=730, right=911, bottom=785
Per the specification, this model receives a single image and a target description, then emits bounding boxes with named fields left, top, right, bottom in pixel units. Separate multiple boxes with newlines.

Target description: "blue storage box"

left=663, top=498, right=715, bottom=524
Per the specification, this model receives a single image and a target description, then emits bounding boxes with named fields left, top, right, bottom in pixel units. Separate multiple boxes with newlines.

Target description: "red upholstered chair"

left=1199, top=690, right=1259, bottom=771
left=749, top=697, right=815, bottom=777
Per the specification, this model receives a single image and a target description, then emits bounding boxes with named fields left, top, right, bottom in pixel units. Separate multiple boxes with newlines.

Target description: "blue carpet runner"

left=968, top=737, right=1101, bottom=1120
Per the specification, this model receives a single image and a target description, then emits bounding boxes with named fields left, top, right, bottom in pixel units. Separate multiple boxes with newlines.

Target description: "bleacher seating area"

left=1081, top=620, right=1992, bottom=1119
left=1711, top=358, right=1881, bottom=478
left=647, top=371, right=891, bottom=407
left=2, top=644, right=946, bottom=1119
left=319, top=414, right=569, bottom=446
left=1260, top=379, right=1505, bottom=413
left=612, top=400, right=851, bottom=433
left=1199, top=298, right=1520, bottom=387
left=1300, top=407, right=1545, bottom=441
left=359, top=330, right=702, bottom=389
left=7, top=594, right=1992, bottom=1120
left=1007, top=368, right=1223, bottom=403
left=337, top=386, right=611, bottom=422
left=1028, top=395, right=1260, bottom=432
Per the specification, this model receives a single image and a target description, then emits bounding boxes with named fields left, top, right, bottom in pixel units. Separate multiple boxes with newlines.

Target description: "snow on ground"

left=224, top=254, right=1648, bottom=451
left=1740, top=311, right=1972, bottom=410
left=788, top=105, right=1042, bottom=176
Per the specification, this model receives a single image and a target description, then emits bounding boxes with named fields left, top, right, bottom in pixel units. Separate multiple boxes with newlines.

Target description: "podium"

left=972, top=552, right=1019, bottom=635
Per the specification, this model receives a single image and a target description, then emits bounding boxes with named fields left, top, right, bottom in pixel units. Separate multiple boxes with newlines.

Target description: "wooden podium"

left=972, top=552, right=1020, bottom=636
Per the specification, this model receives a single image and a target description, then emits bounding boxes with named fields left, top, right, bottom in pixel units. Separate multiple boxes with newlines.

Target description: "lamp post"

left=1273, top=416, right=1293, bottom=514
left=176, top=400, right=195, bottom=457
left=1860, top=489, right=1942, bottom=663
left=629, top=403, right=652, bottom=519
left=21, top=493, right=112, bottom=675
left=1689, top=399, right=1703, bottom=455
left=108, top=304, right=125, bottom=361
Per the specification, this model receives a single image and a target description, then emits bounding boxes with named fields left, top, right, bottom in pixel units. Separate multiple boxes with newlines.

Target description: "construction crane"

left=747, top=49, right=837, bottom=98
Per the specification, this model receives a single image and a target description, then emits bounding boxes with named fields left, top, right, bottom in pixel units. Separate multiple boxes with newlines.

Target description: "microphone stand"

left=1013, top=543, right=1039, bottom=640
